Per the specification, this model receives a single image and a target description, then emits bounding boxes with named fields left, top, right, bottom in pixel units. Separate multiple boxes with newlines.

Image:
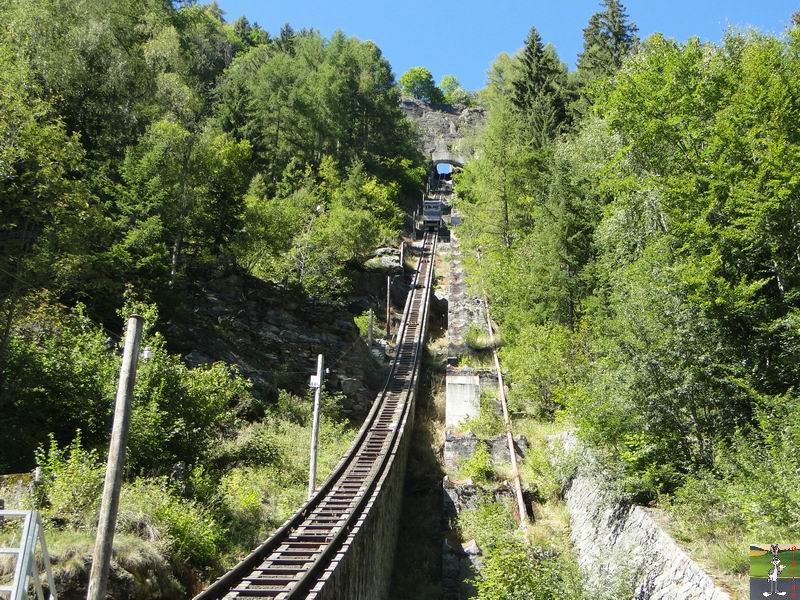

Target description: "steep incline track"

left=196, top=231, right=437, bottom=600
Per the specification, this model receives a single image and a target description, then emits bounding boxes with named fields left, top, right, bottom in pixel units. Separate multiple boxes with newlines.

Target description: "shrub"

left=123, top=301, right=250, bottom=473
left=475, top=538, right=585, bottom=600
left=119, top=479, right=223, bottom=569
left=35, top=432, right=105, bottom=527
left=458, top=500, right=516, bottom=550
left=501, top=322, right=584, bottom=419
left=460, top=444, right=495, bottom=483
left=354, top=310, right=386, bottom=341
left=2, top=301, right=118, bottom=470
left=464, top=323, right=494, bottom=351
left=219, top=468, right=267, bottom=549
left=460, top=392, right=504, bottom=437
left=272, top=389, right=346, bottom=426
left=211, top=422, right=282, bottom=469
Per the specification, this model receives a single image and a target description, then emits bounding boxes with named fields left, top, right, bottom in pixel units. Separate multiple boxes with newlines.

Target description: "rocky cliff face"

left=164, top=270, right=391, bottom=420
left=400, top=98, right=485, bottom=164
left=553, top=433, right=732, bottom=600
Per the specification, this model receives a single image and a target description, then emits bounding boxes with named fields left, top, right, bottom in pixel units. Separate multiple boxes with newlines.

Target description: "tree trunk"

left=170, top=235, right=183, bottom=288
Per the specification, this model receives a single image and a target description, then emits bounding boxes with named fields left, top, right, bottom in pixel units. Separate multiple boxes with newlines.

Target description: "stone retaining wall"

left=310, top=396, right=415, bottom=599
left=309, top=241, right=434, bottom=599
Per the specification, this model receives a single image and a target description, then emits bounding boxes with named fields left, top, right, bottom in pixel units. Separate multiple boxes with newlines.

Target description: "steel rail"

left=195, top=231, right=437, bottom=600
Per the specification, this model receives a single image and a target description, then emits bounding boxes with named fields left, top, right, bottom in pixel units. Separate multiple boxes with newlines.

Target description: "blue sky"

left=216, top=1, right=798, bottom=91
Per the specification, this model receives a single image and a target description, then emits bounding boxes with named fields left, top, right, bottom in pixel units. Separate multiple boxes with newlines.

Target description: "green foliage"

left=459, top=500, right=585, bottom=599
left=456, top=91, right=541, bottom=251
left=1, top=302, right=119, bottom=470
left=211, top=423, right=282, bottom=469
left=460, top=444, right=495, bottom=483
left=0, top=3, right=422, bottom=321
left=459, top=500, right=518, bottom=549
left=217, top=467, right=267, bottom=549
left=354, top=310, right=386, bottom=341
left=460, top=393, right=504, bottom=438
left=511, top=27, right=570, bottom=142
left=576, top=1, right=639, bottom=91
left=0, top=42, right=98, bottom=375
left=399, top=66, right=444, bottom=104
left=0, top=0, right=411, bottom=586
left=235, top=158, right=401, bottom=299
left=440, top=74, right=473, bottom=106
left=125, top=304, right=250, bottom=473
left=464, top=323, right=494, bottom=351
left=119, top=120, right=252, bottom=288
left=34, top=433, right=105, bottom=527
left=119, top=478, right=223, bottom=569
left=475, top=538, right=585, bottom=600
left=502, top=323, right=586, bottom=418
left=669, top=393, right=800, bottom=549
left=217, top=31, right=422, bottom=189
left=457, top=11, right=800, bottom=580
left=210, top=392, right=356, bottom=533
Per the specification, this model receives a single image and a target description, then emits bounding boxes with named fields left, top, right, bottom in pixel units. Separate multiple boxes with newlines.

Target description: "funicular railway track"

left=196, top=230, right=438, bottom=600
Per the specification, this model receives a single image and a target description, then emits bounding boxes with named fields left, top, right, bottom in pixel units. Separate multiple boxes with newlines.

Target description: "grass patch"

left=457, top=444, right=495, bottom=483
left=457, top=391, right=504, bottom=438
left=464, top=324, right=495, bottom=352
left=354, top=309, right=387, bottom=341
left=459, top=349, right=495, bottom=369
left=661, top=484, right=752, bottom=598
left=39, top=530, right=183, bottom=597
left=458, top=498, right=587, bottom=599
left=514, top=418, right=577, bottom=500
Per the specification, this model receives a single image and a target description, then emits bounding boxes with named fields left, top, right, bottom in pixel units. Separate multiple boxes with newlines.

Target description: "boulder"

left=486, top=434, right=528, bottom=465
left=165, top=272, right=384, bottom=420
left=362, top=252, right=402, bottom=274
left=443, top=431, right=479, bottom=467
left=443, top=476, right=482, bottom=516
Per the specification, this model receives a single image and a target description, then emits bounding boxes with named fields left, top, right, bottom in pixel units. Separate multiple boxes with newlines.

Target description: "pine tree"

left=511, top=27, right=568, bottom=143
left=577, top=0, right=638, bottom=82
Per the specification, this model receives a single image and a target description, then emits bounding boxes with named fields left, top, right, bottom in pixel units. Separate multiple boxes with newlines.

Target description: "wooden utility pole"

left=486, top=307, right=528, bottom=529
left=87, top=315, right=144, bottom=600
left=385, top=276, right=391, bottom=338
left=367, top=308, right=373, bottom=349
left=307, top=354, right=325, bottom=500
left=476, top=250, right=527, bottom=529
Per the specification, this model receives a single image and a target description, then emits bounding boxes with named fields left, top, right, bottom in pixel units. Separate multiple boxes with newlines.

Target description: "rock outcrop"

left=400, top=98, right=485, bottom=164
left=553, top=433, right=731, bottom=600
left=166, top=271, right=386, bottom=420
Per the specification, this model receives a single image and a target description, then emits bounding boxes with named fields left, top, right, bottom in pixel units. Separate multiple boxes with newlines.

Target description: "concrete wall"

left=445, top=373, right=480, bottom=427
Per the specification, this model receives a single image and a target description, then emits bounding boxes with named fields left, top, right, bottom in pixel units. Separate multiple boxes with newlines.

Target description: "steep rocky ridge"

left=400, top=98, right=485, bottom=163
left=553, top=433, right=733, bottom=600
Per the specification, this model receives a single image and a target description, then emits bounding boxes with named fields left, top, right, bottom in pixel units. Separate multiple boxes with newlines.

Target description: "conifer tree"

left=577, top=0, right=638, bottom=82
left=511, top=26, right=568, bottom=143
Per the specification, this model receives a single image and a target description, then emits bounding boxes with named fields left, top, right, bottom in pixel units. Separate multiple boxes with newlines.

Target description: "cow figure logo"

left=764, top=544, right=786, bottom=597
